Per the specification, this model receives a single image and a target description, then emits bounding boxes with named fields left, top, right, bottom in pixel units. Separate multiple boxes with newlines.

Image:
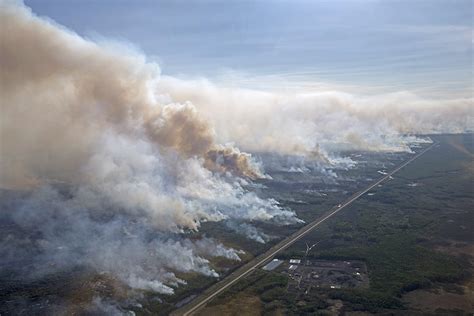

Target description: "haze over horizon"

left=25, top=0, right=473, bottom=98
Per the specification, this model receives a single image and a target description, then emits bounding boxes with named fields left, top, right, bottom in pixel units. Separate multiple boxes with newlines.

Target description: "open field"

left=285, top=260, right=370, bottom=293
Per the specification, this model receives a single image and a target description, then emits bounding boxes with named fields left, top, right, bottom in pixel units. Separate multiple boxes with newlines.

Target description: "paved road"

left=174, top=142, right=435, bottom=316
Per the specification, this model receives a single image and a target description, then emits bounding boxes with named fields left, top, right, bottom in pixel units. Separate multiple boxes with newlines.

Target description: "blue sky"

left=25, top=0, right=473, bottom=97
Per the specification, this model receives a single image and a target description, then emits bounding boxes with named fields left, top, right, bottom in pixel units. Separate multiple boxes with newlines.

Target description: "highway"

left=174, top=142, right=436, bottom=316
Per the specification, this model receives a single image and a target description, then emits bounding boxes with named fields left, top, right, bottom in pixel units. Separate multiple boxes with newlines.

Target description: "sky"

left=25, top=0, right=473, bottom=98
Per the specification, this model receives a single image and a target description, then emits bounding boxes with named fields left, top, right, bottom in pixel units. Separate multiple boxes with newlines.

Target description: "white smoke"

left=0, top=1, right=261, bottom=190
left=226, top=221, right=270, bottom=244
left=157, top=77, right=472, bottom=157
left=0, top=0, right=300, bottom=303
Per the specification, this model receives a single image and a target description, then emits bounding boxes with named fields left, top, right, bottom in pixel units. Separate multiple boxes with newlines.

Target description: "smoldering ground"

left=0, top=0, right=472, bottom=314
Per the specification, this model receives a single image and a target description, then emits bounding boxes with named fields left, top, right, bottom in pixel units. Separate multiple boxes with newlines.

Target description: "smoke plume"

left=0, top=0, right=299, bottom=304
left=0, top=1, right=472, bottom=313
left=157, top=77, right=472, bottom=158
left=0, top=1, right=261, bottom=190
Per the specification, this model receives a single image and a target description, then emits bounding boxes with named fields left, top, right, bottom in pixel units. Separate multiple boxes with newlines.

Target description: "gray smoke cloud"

left=0, top=1, right=300, bottom=306
left=225, top=221, right=271, bottom=244
left=0, top=1, right=298, bottom=225
left=0, top=1, right=260, bottom=190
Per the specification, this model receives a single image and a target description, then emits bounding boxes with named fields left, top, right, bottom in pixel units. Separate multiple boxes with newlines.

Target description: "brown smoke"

left=0, top=3, right=261, bottom=189
left=204, top=146, right=264, bottom=179
left=0, top=3, right=301, bottom=304
left=144, top=103, right=214, bottom=157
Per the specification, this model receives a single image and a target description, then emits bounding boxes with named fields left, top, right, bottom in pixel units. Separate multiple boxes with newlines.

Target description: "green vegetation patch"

left=310, top=234, right=466, bottom=312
